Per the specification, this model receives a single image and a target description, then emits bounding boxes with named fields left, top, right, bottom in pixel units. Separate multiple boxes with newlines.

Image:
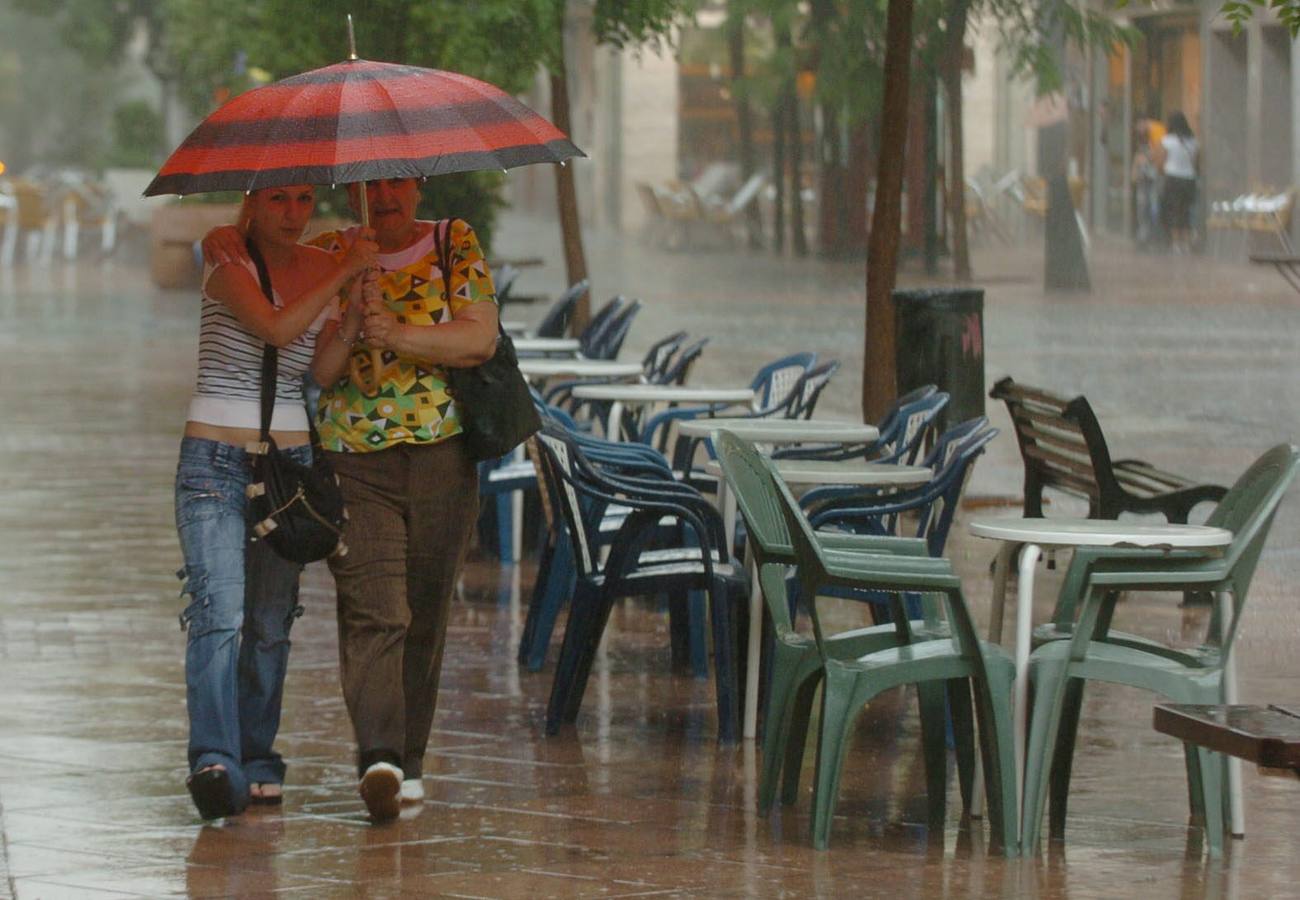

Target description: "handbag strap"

left=436, top=217, right=457, bottom=308
left=245, top=238, right=326, bottom=452
left=435, top=217, right=506, bottom=342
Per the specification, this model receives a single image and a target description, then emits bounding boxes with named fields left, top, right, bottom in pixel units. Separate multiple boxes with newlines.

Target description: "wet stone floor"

left=1, top=228, right=1299, bottom=898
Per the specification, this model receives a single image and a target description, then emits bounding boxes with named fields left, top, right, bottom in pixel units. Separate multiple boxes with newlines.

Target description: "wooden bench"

left=1155, top=704, right=1300, bottom=779
left=990, top=377, right=1228, bottom=523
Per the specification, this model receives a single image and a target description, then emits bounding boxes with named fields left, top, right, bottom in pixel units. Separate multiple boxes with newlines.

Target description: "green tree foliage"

left=107, top=100, right=165, bottom=168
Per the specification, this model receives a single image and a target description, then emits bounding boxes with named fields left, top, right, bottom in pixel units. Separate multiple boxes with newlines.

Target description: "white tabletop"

left=514, top=337, right=581, bottom=354
left=570, top=384, right=755, bottom=404
left=517, top=359, right=644, bottom=379
left=678, top=417, right=879, bottom=444
left=706, top=458, right=930, bottom=486
left=501, top=319, right=529, bottom=334
left=968, top=517, right=1233, bottom=549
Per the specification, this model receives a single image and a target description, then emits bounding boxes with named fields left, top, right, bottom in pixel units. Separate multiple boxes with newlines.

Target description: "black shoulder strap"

left=437, top=217, right=458, bottom=307
left=246, top=238, right=278, bottom=442
left=245, top=238, right=326, bottom=450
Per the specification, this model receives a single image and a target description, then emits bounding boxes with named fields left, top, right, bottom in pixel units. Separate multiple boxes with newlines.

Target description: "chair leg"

left=524, top=536, right=575, bottom=671
left=1196, top=746, right=1226, bottom=858
left=667, top=591, right=692, bottom=673
left=759, top=652, right=806, bottom=813
left=545, top=581, right=608, bottom=733
left=495, top=491, right=515, bottom=562
left=780, top=674, right=821, bottom=807
left=971, top=666, right=1021, bottom=856
left=811, top=669, right=859, bottom=850
left=1183, top=742, right=1207, bottom=827
left=1047, top=678, right=1086, bottom=839
left=1021, top=660, right=1071, bottom=852
left=708, top=578, right=740, bottom=743
left=561, top=590, right=618, bottom=724
left=916, top=681, right=950, bottom=831
left=518, top=537, right=556, bottom=665
left=688, top=589, right=709, bottom=679
left=948, top=678, right=976, bottom=812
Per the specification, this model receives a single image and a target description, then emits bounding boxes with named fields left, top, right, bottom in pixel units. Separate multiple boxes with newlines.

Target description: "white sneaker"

left=359, top=762, right=402, bottom=823
left=400, top=777, right=425, bottom=804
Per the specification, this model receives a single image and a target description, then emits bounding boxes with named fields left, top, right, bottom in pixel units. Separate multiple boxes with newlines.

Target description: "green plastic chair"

left=1021, top=444, right=1300, bottom=857
left=761, top=446, right=1021, bottom=853
left=715, top=431, right=961, bottom=821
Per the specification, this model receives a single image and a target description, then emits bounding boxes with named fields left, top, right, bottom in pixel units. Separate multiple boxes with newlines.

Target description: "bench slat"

left=1016, top=422, right=1090, bottom=457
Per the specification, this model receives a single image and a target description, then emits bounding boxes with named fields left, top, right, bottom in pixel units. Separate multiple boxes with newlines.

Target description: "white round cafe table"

left=517, top=359, right=643, bottom=380
left=569, top=384, right=756, bottom=439
left=707, top=456, right=931, bottom=740
left=967, top=516, right=1233, bottom=830
left=513, top=337, right=581, bottom=356
left=678, top=417, right=879, bottom=445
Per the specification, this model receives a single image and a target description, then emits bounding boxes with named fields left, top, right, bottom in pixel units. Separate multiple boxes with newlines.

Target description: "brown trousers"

left=326, top=437, right=479, bottom=778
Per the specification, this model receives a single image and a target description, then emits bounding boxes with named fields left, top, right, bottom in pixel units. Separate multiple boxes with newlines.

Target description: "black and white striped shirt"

left=186, top=259, right=331, bottom=431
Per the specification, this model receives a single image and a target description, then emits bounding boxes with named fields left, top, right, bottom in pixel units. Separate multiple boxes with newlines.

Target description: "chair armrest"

left=816, top=531, right=930, bottom=556
left=638, top=403, right=747, bottom=446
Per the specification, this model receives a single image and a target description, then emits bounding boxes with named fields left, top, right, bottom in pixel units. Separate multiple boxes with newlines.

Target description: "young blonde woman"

left=176, top=185, right=376, bottom=819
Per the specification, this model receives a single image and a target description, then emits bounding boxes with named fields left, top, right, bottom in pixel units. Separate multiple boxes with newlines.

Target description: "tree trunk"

left=772, top=98, right=787, bottom=254
left=862, top=0, right=915, bottom=422
left=819, top=105, right=848, bottom=256
left=944, top=0, right=972, bottom=280
left=787, top=80, right=808, bottom=257
left=550, top=67, right=591, bottom=331
left=846, top=119, right=870, bottom=251
left=727, top=10, right=763, bottom=249
left=811, top=0, right=845, bottom=256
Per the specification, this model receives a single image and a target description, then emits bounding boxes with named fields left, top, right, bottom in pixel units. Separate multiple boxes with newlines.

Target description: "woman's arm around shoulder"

left=207, top=232, right=377, bottom=348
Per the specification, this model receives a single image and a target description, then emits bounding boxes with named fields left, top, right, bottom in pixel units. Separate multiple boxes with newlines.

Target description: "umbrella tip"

left=346, top=14, right=358, bottom=60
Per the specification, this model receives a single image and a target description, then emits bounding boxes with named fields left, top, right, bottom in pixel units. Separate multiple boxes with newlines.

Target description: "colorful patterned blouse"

left=309, top=219, right=497, bottom=453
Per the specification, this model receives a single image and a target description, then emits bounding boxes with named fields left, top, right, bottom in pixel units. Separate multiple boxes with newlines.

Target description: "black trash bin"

left=893, top=287, right=985, bottom=433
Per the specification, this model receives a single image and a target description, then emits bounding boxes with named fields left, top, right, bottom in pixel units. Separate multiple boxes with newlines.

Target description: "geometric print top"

left=309, top=218, right=497, bottom=453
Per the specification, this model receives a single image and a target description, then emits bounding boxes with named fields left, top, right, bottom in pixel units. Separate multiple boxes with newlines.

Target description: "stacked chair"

left=481, top=291, right=645, bottom=560
left=530, top=423, right=747, bottom=742
left=715, top=432, right=1019, bottom=852
left=801, top=418, right=998, bottom=623
left=641, top=351, right=820, bottom=454
left=777, top=385, right=948, bottom=466
left=546, top=330, right=689, bottom=418
left=531, top=279, right=590, bottom=338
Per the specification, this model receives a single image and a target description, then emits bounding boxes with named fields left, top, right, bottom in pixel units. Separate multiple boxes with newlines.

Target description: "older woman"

left=205, top=176, right=498, bottom=822
left=181, top=185, right=376, bottom=819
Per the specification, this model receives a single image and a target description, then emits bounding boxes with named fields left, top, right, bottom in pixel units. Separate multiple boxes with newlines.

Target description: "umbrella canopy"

left=145, top=59, right=583, bottom=196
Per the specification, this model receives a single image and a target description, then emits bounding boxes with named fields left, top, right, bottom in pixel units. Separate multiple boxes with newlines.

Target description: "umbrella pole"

left=353, top=180, right=385, bottom=397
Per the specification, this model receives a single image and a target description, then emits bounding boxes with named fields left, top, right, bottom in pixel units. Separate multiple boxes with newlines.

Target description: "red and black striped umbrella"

left=145, top=59, right=583, bottom=196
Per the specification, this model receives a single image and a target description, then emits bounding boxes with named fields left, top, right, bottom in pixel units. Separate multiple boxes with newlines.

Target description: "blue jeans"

left=174, top=437, right=309, bottom=804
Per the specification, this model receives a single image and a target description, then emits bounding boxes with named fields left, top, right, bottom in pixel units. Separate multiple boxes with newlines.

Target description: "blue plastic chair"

left=533, top=279, right=589, bottom=338
left=802, top=419, right=999, bottom=622
left=778, top=386, right=946, bottom=465
left=518, top=405, right=705, bottom=672
left=788, top=359, right=841, bottom=419
left=532, top=425, right=747, bottom=742
left=661, top=336, right=709, bottom=385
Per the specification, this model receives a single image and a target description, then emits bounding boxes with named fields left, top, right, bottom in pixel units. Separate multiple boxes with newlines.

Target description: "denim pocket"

left=175, top=475, right=230, bottom=528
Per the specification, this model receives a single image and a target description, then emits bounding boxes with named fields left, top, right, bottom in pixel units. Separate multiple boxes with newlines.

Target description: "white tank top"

left=186, top=258, right=332, bottom=431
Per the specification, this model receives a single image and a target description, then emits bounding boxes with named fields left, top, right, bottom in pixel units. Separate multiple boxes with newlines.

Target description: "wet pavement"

left=0, top=217, right=1298, bottom=898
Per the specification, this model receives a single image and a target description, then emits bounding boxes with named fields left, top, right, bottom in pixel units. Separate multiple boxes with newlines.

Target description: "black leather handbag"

left=245, top=240, right=348, bottom=563
left=437, top=219, right=541, bottom=461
